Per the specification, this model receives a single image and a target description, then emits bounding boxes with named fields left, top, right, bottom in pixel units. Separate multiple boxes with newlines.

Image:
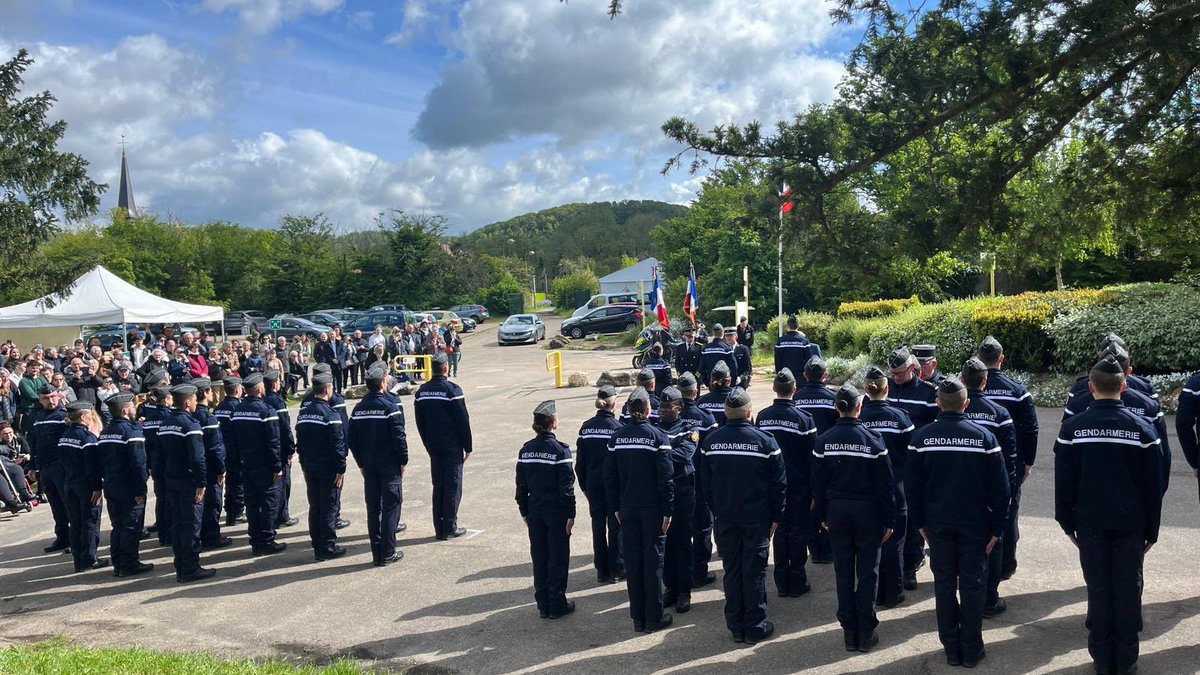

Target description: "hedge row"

left=836, top=295, right=920, bottom=319
left=757, top=283, right=1199, bottom=376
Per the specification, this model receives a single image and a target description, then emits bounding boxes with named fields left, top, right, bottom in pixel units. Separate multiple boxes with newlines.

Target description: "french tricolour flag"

left=652, top=266, right=670, bottom=330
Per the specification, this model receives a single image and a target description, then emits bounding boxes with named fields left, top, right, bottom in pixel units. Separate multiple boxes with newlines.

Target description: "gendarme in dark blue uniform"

left=227, top=373, right=285, bottom=554
left=296, top=373, right=348, bottom=561
left=348, top=371, right=408, bottom=566
left=192, top=380, right=228, bottom=549
left=575, top=387, right=624, bottom=583
left=886, top=347, right=938, bottom=586
left=31, top=392, right=70, bottom=551
left=699, top=328, right=738, bottom=389
left=264, top=372, right=297, bottom=528
left=414, top=355, right=472, bottom=540
left=215, top=379, right=244, bottom=526
left=701, top=387, right=786, bottom=644
left=605, top=389, right=674, bottom=632
left=58, top=404, right=104, bottom=571
left=516, top=400, right=576, bottom=618
left=657, top=386, right=699, bottom=612
left=98, top=396, right=152, bottom=576
left=158, top=388, right=209, bottom=581
left=1178, top=371, right=1200, bottom=498
left=140, top=391, right=175, bottom=546
left=774, top=320, right=823, bottom=378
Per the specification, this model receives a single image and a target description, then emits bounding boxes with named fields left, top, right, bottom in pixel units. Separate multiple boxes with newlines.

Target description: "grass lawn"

left=0, top=638, right=368, bottom=674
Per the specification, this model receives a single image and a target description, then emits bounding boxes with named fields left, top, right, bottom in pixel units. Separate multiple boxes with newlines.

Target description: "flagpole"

left=778, top=203, right=784, bottom=338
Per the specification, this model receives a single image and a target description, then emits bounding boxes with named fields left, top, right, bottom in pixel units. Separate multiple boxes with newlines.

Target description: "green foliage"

left=1045, top=284, right=1200, bottom=374
left=969, top=290, right=1111, bottom=370
left=836, top=296, right=920, bottom=319
left=761, top=312, right=836, bottom=350
left=550, top=270, right=600, bottom=310
left=477, top=275, right=524, bottom=316
left=864, top=298, right=989, bottom=370
left=1, top=49, right=106, bottom=296
left=826, top=317, right=890, bottom=358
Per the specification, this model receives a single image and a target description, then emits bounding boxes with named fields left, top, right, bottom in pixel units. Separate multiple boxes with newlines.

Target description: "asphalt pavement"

left=1, top=316, right=1198, bottom=674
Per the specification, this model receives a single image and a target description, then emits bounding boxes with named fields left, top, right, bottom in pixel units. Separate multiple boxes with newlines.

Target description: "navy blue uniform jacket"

left=812, top=418, right=896, bottom=527
left=516, top=432, right=576, bottom=518
left=575, top=410, right=621, bottom=494
left=348, top=392, right=408, bottom=475
left=604, top=419, right=673, bottom=516
left=296, top=398, right=348, bottom=476
left=907, top=412, right=1010, bottom=536
left=700, top=419, right=786, bottom=526
left=228, top=396, right=282, bottom=474
left=414, top=377, right=472, bottom=453
left=97, top=418, right=148, bottom=499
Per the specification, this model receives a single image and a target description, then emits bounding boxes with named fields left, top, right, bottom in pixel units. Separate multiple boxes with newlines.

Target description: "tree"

left=662, top=2, right=1200, bottom=252
left=0, top=49, right=105, bottom=295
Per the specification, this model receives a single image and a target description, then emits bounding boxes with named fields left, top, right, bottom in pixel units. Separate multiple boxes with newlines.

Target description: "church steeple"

left=117, top=139, right=137, bottom=217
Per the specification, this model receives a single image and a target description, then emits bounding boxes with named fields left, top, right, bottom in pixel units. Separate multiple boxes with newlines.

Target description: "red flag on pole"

left=780, top=181, right=794, bottom=214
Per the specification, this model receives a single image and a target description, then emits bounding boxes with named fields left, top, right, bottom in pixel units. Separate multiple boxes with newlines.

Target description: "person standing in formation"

left=575, top=385, right=623, bottom=584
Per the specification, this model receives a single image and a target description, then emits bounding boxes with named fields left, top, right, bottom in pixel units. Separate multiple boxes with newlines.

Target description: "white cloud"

left=200, top=0, right=345, bottom=33
left=384, top=0, right=451, bottom=47
left=345, top=10, right=374, bottom=31
left=414, top=0, right=846, bottom=149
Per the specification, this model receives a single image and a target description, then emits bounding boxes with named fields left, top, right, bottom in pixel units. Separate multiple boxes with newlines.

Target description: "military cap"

left=263, top=370, right=281, bottom=383
left=677, top=372, right=698, bottom=389
left=682, top=326, right=694, bottom=335
left=67, top=400, right=95, bottom=412
left=637, top=368, right=655, bottom=384
left=106, top=392, right=136, bottom=410
left=725, top=387, right=751, bottom=409
left=774, top=368, right=796, bottom=385
left=936, top=377, right=966, bottom=395
left=191, top=377, right=212, bottom=390
left=660, top=386, right=683, bottom=403
left=596, top=384, right=617, bottom=400
left=961, top=357, right=988, bottom=377
left=365, top=368, right=387, bottom=386
left=888, top=347, right=914, bottom=369
left=533, top=400, right=557, bottom=417
left=1102, top=344, right=1131, bottom=369
left=912, top=344, right=937, bottom=362
left=171, top=384, right=197, bottom=398
left=242, top=372, right=264, bottom=387
left=834, top=383, right=861, bottom=411
left=152, top=386, right=172, bottom=400
left=223, top=375, right=243, bottom=386
left=37, top=383, right=56, bottom=396
left=147, top=368, right=169, bottom=384
left=1092, top=353, right=1125, bottom=375
left=312, top=372, right=334, bottom=386
left=627, top=387, right=650, bottom=408
left=432, top=352, right=449, bottom=367
left=712, top=323, right=724, bottom=334
left=710, top=360, right=731, bottom=379
left=1098, top=332, right=1126, bottom=351
left=978, top=335, right=1003, bottom=358
left=312, top=363, right=332, bottom=375
left=804, top=355, right=826, bottom=378
left=864, top=365, right=887, bottom=381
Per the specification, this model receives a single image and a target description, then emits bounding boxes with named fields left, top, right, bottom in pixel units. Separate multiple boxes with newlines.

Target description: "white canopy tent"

left=0, top=266, right=224, bottom=349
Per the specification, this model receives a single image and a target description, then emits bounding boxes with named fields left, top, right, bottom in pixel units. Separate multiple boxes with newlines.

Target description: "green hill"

left=457, top=200, right=686, bottom=274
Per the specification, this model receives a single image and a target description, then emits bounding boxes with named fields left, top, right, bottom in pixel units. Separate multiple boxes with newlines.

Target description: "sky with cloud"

left=1, top=1, right=858, bottom=233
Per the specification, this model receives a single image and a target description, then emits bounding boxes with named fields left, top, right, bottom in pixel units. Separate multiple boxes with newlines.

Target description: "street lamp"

left=527, top=250, right=537, bottom=308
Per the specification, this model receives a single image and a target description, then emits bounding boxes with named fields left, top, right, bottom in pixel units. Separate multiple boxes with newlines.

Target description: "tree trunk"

left=1055, top=256, right=1064, bottom=290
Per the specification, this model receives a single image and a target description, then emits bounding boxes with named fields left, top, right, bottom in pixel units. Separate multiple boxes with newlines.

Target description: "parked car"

left=450, top=304, right=489, bottom=323
left=225, top=310, right=270, bottom=335
left=368, top=304, right=408, bottom=313
left=412, top=312, right=435, bottom=327
left=345, top=310, right=417, bottom=333
left=293, top=312, right=351, bottom=329
left=314, top=309, right=363, bottom=324
left=571, top=292, right=653, bottom=318
left=265, top=316, right=333, bottom=339
left=560, top=304, right=643, bottom=339
left=459, top=317, right=476, bottom=333
left=497, top=314, right=546, bottom=345
left=424, top=310, right=463, bottom=332
left=85, top=327, right=129, bottom=349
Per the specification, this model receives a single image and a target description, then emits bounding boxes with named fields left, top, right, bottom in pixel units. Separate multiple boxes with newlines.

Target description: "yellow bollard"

left=545, top=351, right=563, bottom=389
left=392, top=354, right=433, bottom=380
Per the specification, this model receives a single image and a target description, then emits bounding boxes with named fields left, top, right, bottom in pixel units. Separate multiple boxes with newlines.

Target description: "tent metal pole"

left=122, top=321, right=129, bottom=356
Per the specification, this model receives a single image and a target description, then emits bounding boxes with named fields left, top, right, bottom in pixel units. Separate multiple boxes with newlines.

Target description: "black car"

left=345, top=310, right=418, bottom=333
left=266, top=316, right=335, bottom=339
left=450, top=304, right=490, bottom=323
left=368, top=304, right=408, bottom=313
left=294, top=312, right=352, bottom=329
left=559, top=304, right=643, bottom=339
left=225, top=310, right=270, bottom=335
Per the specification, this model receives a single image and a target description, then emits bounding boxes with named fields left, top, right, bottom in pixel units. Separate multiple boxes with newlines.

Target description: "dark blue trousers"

left=620, top=507, right=667, bottom=626
left=692, top=457, right=714, bottom=583
left=152, top=466, right=172, bottom=545
left=927, top=522, right=989, bottom=661
left=878, top=483, right=907, bottom=603
left=664, top=485, right=696, bottom=597
left=428, top=449, right=463, bottom=538
left=167, top=482, right=203, bottom=577
left=1077, top=527, right=1145, bottom=673
left=363, top=470, right=402, bottom=562
left=275, top=462, right=292, bottom=525
left=715, top=519, right=771, bottom=639
left=773, top=488, right=811, bottom=596
left=39, top=463, right=71, bottom=546
left=201, top=479, right=224, bottom=546
left=66, top=483, right=102, bottom=570
left=585, top=483, right=622, bottom=580
left=528, top=512, right=571, bottom=614
left=224, top=448, right=245, bottom=522
left=828, top=499, right=883, bottom=637
left=106, top=495, right=145, bottom=571
left=304, top=470, right=339, bottom=554
left=244, top=469, right=281, bottom=549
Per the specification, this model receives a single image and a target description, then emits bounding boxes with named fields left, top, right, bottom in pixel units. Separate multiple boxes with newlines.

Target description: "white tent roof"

left=599, top=257, right=659, bottom=284
left=0, top=266, right=224, bottom=328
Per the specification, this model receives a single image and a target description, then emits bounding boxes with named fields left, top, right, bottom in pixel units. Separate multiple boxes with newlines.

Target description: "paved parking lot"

left=1, top=316, right=1198, bottom=673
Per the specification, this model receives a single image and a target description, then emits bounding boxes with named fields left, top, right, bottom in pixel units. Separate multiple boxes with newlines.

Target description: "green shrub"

left=761, top=311, right=836, bottom=350
left=836, top=295, right=920, bottom=319
left=970, top=289, right=1112, bottom=370
left=549, top=270, right=599, bottom=311
left=477, top=275, right=524, bottom=316
left=827, top=317, right=891, bottom=357
left=865, top=298, right=988, bottom=370
left=825, top=354, right=878, bottom=388
left=1045, top=283, right=1200, bottom=374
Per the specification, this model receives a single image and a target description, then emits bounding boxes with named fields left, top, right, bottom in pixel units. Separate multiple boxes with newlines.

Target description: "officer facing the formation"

left=296, top=372, right=348, bottom=561
left=516, top=400, right=577, bottom=619
left=575, top=385, right=624, bottom=584
left=913, top=345, right=947, bottom=386
left=794, top=356, right=836, bottom=565
left=1178, top=369, right=1200, bottom=491
left=1064, top=345, right=1172, bottom=494
left=813, top=384, right=896, bottom=653
left=699, top=324, right=738, bottom=389
left=907, top=377, right=1010, bottom=668
left=701, top=387, right=787, bottom=645
left=657, top=386, right=699, bottom=613
left=159, top=384, right=214, bottom=582
left=774, top=315, right=823, bottom=377
left=886, top=346, right=938, bottom=590
left=59, top=401, right=106, bottom=572
left=348, top=366, right=408, bottom=566
left=228, top=372, right=286, bottom=556
left=1055, top=354, right=1164, bottom=675
left=31, top=384, right=70, bottom=553
left=263, top=371, right=299, bottom=529
left=697, top=362, right=733, bottom=427
left=960, top=358, right=1021, bottom=618
left=621, top=369, right=661, bottom=423
left=645, top=343, right=673, bottom=397
left=414, top=353, right=473, bottom=540
left=755, top=368, right=817, bottom=598
left=98, top=393, right=153, bottom=577
left=192, top=379, right=230, bottom=550
left=725, top=329, right=752, bottom=389
left=307, top=362, right=352, bottom=531
left=1068, top=333, right=1158, bottom=402
left=605, top=388, right=674, bottom=633
left=678, top=371, right=718, bottom=590
left=977, top=335, right=1039, bottom=581
left=215, top=376, right=246, bottom=527
left=857, top=366, right=914, bottom=608
left=674, top=327, right=703, bottom=383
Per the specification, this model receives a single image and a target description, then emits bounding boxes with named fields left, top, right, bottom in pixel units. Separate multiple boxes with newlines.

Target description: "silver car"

left=497, top=314, right=545, bottom=345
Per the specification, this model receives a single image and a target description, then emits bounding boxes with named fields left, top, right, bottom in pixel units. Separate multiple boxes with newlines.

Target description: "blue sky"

left=1, top=1, right=859, bottom=232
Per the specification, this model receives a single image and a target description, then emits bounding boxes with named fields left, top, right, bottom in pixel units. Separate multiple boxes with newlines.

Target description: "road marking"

left=462, top=529, right=485, bottom=540
left=476, top=385, right=497, bottom=389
